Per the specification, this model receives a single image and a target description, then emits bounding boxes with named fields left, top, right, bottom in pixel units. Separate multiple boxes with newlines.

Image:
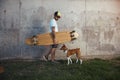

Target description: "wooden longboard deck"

left=25, top=31, right=78, bottom=46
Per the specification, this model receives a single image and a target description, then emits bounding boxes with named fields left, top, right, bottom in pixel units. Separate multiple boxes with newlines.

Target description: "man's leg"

left=46, top=48, right=52, bottom=57
left=43, top=44, right=58, bottom=62
left=43, top=47, right=52, bottom=61
left=51, top=48, right=56, bottom=61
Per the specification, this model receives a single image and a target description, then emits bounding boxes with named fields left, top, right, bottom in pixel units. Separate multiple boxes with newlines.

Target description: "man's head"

left=54, top=11, right=61, bottom=21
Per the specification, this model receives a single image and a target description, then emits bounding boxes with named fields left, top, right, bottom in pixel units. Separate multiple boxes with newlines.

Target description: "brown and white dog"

left=60, top=44, right=82, bottom=65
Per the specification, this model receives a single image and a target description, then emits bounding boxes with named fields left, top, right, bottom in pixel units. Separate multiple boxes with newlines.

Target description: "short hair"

left=54, top=11, right=58, bottom=16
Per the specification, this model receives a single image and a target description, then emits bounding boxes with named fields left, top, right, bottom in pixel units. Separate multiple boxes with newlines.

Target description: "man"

left=43, top=11, right=61, bottom=63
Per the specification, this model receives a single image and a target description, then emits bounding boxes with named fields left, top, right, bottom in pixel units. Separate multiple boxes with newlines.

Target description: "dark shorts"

left=51, top=44, right=58, bottom=48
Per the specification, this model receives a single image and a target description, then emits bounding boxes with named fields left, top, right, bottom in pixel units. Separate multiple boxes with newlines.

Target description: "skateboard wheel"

left=32, top=35, right=38, bottom=45
left=70, top=30, right=75, bottom=34
left=71, top=38, right=77, bottom=41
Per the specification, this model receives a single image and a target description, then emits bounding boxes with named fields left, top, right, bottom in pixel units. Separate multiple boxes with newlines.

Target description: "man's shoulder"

left=50, top=19, right=56, bottom=24
left=50, top=19, right=55, bottom=22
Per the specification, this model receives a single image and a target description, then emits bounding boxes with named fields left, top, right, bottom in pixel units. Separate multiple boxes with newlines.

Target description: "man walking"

left=43, top=11, right=61, bottom=63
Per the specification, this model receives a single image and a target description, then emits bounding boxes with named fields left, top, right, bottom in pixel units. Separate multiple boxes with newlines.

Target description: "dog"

left=60, top=44, right=82, bottom=65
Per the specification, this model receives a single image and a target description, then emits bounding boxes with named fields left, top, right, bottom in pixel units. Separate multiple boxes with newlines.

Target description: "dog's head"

left=60, top=44, right=68, bottom=51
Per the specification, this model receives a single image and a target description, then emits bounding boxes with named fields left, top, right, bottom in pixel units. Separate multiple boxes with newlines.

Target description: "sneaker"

left=43, top=56, right=48, bottom=61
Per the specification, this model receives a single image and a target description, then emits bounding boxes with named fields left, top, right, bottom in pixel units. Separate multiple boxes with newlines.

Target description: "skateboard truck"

left=32, top=35, right=38, bottom=45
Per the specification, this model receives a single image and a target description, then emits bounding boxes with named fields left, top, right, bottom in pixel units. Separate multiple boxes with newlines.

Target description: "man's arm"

left=51, top=27, right=56, bottom=44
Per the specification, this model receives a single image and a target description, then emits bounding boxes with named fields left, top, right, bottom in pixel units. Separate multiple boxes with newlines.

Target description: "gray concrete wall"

left=0, top=0, right=120, bottom=60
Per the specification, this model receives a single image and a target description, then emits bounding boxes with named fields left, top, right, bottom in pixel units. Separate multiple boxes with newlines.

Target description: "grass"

left=0, top=58, right=120, bottom=80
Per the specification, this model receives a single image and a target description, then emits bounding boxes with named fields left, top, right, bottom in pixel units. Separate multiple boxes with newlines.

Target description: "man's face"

left=54, top=16, right=60, bottom=21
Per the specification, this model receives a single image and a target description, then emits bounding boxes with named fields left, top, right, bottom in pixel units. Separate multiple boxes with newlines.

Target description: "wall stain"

left=104, top=29, right=114, bottom=42
left=97, top=44, right=115, bottom=51
left=19, top=0, right=22, bottom=9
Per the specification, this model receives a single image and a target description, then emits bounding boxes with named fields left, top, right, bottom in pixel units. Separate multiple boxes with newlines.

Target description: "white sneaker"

left=43, top=56, right=48, bottom=61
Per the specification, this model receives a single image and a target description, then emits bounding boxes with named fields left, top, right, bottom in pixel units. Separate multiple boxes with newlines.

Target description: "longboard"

left=25, top=31, right=79, bottom=46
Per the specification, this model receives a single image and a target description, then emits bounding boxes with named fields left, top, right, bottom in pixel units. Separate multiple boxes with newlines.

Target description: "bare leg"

left=51, top=48, right=56, bottom=61
left=43, top=44, right=58, bottom=62
left=46, top=48, right=52, bottom=58
left=43, top=48, right=52, bottom=61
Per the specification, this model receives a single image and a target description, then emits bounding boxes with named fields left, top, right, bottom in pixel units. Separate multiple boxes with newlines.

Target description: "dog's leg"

left=67, top=57, right=70, bottom=65
left=80, top=59, right=82, bottom=64
left=69, top=57, right=72, bottom=64
left=76, top=58, right=78, bottom=63
left=76, top=53, right=80, bottom=63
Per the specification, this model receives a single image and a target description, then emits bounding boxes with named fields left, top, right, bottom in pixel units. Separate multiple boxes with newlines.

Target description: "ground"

left=0, top=57, right=120, bottom=80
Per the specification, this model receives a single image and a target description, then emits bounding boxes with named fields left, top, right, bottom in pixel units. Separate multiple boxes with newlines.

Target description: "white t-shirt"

left=49, top=18, right=58, bottom=32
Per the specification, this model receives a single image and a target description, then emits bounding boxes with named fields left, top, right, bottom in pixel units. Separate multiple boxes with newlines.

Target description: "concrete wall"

left=0, top=0, right=120, bottom=60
